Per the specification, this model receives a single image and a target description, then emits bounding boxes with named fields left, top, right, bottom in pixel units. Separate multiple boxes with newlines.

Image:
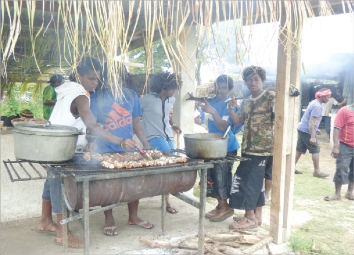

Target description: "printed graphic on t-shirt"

left=104, top=102, right=132, bottom=131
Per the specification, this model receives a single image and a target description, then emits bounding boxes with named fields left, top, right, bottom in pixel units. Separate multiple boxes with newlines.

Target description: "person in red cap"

left=295, top=88, right=331, bottom=177
left=43, top=74, right=64, bottom=120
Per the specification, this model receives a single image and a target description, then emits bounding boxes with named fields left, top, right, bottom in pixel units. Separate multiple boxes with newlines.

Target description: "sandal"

left=166, top=206, right=178, bottom=214
left=205, top=207, right=219, bottom=219
left=103, top=226, right=118, bottom=236
left=54, top=234, right=84, bottom=248
left=229, top=217, right=258, bottom=231
left=209, top=208, right=234, bottom=222
left=128, top=220, right=154, bottom=229
left=313, top=172, right=329, bottom=178
left=34, top=222, right=57, bottom=235
left=324, top=195, right=341, bottom=201
left=233, top=216, right=262, bottom=226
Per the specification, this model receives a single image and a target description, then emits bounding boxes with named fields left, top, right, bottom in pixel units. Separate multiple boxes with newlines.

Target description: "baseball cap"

left=48, top=74, right=64, bottom=83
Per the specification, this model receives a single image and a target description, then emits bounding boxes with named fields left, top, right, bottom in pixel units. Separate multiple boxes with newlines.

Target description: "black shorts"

left=333, top=142, right=354, bottom=184
left=265, top=156, right=273, bottom=180
left=229, top=154, right=272, bottom=210
left=206, top=151, right=237, bottom=200
left=296, top=130, right=320, bottom=154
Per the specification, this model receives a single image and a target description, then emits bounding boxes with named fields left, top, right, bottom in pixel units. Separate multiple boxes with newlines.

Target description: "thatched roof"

left=1, top=1, right=353, bottom=96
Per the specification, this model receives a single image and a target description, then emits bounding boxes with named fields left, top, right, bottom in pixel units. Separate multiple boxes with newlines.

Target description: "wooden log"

left=219, top=242, right=240, bottom=249
left=218, top=245, right=243, bottom=254
left=242, top=236, right=274, bottom=255
left=204, top=244, right=224, bottom=255
left=139, top=237, right=172, bottom=248
left=205, top=232, right=242, bottom=242
left=238, top=235, right=261, bottom=244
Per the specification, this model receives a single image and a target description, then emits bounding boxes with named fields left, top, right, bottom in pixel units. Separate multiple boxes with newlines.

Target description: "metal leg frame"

left=83, top=180, right=90, bottom=254
left=61, top=176, right=69, bottom=253
left=161, top=194, right=166, bottom=235
left=172, top=168, right=207, bottom=255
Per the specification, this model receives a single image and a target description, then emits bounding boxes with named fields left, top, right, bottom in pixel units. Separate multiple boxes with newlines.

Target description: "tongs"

left=136, top=147, right=153, bottom=160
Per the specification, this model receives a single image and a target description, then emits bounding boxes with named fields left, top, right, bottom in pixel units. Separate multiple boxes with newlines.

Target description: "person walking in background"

left=332, top=89, right=347, bottom=113
left=140, top=72, right=182, bottom=214
left=322, top=93, right=346, bottom=141
left=187, top=75, right=243, bottom=222
left=227, top=66, right=275, bottom=231
left=324, top=103, right=354, bottom=201
left=43, top=74, right=64, bottom=120
left=295, top=89, right=331, bottom=177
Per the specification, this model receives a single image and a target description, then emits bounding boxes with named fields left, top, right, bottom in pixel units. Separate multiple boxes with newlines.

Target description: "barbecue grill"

left=3, top=153, right=249, bottom=255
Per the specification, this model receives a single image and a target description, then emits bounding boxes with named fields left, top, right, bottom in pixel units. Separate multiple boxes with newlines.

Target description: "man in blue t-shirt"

left=295, top=88, right=332, bottom=178
left=187, top=75, right=243, bottom=222
left=90, top=71, right=153, bottom=236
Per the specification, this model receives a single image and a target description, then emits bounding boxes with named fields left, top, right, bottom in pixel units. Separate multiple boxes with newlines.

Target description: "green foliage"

left=2, top=94, right=20, bottom=117
left=127, top=40, right=171, bottom=74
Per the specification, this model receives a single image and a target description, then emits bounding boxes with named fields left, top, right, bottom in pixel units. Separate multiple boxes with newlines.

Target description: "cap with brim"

left=48, top=74, right=64, bottom=83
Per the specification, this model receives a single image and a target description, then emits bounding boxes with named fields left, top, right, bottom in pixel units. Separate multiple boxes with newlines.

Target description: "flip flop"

left=313, top=172, right=329, bottom=178
left=233, top=216, right=262, bottom=226
left=205, top=207, right=219, bottom=218
left=229, top=217, right=258, bottom=231
left=166, top=206, right=178, bottom=214
left=209, top=209, right=234, bottom=222
left=345, top=193, right=354, bottom=200
left=103, top=226, right=118, bottom=236
left=128, top=220, right=154, bottom=229
left=324, top=195, right=341, bottom=201
left=34, top=222, right=58, bottom=235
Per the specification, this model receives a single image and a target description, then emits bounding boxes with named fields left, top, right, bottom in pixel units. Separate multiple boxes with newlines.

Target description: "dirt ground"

left=0, top=194, right=293, bottom=255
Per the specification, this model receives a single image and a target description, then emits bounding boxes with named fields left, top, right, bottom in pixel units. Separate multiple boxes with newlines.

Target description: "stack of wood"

left=83, top=151, right=188, bottom=170
left=139, top=231, right=273, bottom=254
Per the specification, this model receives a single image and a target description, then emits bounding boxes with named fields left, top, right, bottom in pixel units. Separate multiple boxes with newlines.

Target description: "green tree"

left=127, top=40, right=171, bottom=74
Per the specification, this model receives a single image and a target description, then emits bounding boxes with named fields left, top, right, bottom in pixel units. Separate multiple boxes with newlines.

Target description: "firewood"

left=217, top=245, right=243, bottom=254
left=204, top=244, right=224, bottom=255
left=237, top=235, right=261, bottom=244
left=139, top=237, right=172, bottom=248
left=205, top=232, right=243, bottom=242
left=241, top=236, right=273, bottom=254
left=219, top=242, right=240, bottom=248
left=172, top=248, right=198, bottom=255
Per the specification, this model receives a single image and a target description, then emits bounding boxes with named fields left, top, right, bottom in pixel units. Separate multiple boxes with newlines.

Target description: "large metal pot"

left=13, top=122, right=83, bottom=162
left=184, top=133, right=228, bottom=159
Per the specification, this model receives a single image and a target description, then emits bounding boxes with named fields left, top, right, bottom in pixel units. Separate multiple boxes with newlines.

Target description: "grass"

left=194, top=129, right=354, bottom=255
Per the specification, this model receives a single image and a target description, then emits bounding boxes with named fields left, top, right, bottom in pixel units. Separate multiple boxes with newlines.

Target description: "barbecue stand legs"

left=61, top=176, right=69, bottom=253
left=161, top=194, right=166, bottom=235
left=199, top=168, right=206, bottom=254
left=172, top=168, right=206, bottom=255
left=83, top=180, right=90, bottom=254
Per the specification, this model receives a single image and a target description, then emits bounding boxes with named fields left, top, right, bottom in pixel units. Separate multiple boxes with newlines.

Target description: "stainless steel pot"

left=184, top=133, right=228, bottom=159
left=13, top=122, right=83, bottom=162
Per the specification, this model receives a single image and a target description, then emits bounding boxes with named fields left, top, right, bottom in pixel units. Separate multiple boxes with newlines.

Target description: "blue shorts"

left=148, top=137, right=174, bottom=152
left=42, top=167, right=62, bottom=214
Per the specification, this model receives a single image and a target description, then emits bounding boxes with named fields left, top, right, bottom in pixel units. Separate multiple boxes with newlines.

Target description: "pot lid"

left=14, top=122, right=81, bottom=135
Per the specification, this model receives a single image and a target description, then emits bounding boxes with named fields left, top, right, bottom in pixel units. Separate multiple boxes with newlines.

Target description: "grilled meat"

left=83, top=150, right=187, bottom=170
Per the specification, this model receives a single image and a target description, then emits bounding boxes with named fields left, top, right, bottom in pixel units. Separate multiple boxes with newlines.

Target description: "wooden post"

left=283, top=14, right=303, bottom=241
left=270, top=1, right=292, bottom=244
left=173, top=24, right=196, bottom=148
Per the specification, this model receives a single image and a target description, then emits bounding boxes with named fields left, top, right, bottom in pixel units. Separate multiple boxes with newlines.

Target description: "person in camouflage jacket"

left=228, top=66, right=275, bottom=231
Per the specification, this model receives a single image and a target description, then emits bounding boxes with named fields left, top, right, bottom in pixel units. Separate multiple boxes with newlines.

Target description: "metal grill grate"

left=3, top=159, right=47, bottom=182
left=2, top=154, right=249, bottom=182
